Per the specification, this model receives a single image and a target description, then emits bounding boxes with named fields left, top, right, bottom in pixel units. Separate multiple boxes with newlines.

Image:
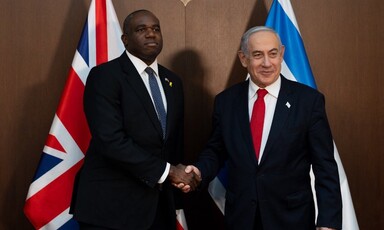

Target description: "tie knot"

left=145, top=67, right=154, bottom=75
left=257, top=89, right=268, bottom=98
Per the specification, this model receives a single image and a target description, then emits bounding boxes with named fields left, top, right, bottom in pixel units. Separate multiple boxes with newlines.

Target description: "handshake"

left=168, top=164, right=202, bottom=193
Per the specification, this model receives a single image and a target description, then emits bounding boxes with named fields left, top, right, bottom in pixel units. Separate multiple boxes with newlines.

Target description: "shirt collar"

left=126, top=51, right=159, bottom=76
left=248, top=75, right=281, bottom=100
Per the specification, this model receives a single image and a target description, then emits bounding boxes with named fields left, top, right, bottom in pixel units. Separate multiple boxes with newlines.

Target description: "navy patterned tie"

left=145, top=67, right=167, bottom=138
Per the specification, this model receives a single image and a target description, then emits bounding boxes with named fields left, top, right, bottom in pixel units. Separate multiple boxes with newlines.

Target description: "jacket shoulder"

left=282, top=76, right=323, bottom=97
left=158, top=65, right=181, bottom=80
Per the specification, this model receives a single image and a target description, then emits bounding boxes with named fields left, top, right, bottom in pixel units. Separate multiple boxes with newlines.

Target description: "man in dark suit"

left=70, top=10, right=197, bottom=230
left=181, top=26, right=342, bottom=230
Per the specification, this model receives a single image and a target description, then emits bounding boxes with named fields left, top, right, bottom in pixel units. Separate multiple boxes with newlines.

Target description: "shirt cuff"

left=158, top=162, right=170, bottom=183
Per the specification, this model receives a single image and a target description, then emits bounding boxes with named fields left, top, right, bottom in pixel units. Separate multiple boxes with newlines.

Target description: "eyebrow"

left=136, top=23, right=160, bottom=27
left=251, top=47, right=278, bottom=54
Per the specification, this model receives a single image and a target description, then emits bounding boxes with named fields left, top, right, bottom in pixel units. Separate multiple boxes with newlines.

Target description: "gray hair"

left=240, top=26, right=283, bottom=57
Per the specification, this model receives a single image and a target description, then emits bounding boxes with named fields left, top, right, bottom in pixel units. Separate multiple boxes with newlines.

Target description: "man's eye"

left=136, top=28, right=146, bottom=32
left=269, top=52, right=278, bottom=58
left=253, top=53, right=263, bottom=59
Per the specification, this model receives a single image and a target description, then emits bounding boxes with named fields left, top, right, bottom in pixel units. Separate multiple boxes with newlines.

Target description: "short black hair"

left=122, top=9, right=152, bottom=34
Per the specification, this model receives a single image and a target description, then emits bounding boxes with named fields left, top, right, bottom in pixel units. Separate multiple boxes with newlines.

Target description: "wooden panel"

left=0, top=0, right=383, bottom=229
left=292, top=1, right=384, bottom=229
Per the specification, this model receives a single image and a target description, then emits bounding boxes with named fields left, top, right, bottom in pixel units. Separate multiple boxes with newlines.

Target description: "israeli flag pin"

left=286, top=102, right=291, bottom=108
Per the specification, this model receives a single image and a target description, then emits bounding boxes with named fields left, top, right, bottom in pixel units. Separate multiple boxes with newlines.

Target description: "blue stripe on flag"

left=216, top=163, right=228, bottom=189
left=33, top=153, right=63, bottom=180
left=58, top=217, right=79, bottom=230
left=77, top=18, right=89, bottom=66
left=265, top=0, right=317, bottom=89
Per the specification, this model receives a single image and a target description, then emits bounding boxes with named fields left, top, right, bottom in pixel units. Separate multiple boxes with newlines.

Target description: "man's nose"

left=145, top=28, right=156, bottom=37
left=262, top=56, right=272, bottom=66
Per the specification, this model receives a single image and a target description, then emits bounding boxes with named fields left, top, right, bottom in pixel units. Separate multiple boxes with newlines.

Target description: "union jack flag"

left=24, top=1, right=188, bottom=229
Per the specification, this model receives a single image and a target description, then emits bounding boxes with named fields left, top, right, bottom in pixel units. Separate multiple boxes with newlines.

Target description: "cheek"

left=271, top=60, right=282, bottom=68
left=249, top=60, right=262, bottom=69
left=247, top=65, right=259, bottom=74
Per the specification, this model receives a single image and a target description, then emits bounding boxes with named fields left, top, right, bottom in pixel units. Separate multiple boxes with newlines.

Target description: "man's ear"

left=121, top=34, right=128, bottom=47
left=238, top=51, right=248, bottom=68
left=279, top=45, right=285, bottom=59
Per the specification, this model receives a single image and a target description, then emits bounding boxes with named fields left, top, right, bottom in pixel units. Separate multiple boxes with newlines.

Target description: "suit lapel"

left=260, top=76, right=293, bottom=164
left=236, top=81, right=259, bottom=165
left=118, top=53, right=164, bottom=137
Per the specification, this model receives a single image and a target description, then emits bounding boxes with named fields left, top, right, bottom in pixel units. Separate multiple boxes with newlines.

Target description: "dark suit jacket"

left=196, top=76, right=342, bottom=230
left=70, top=52, right=184, bottom=230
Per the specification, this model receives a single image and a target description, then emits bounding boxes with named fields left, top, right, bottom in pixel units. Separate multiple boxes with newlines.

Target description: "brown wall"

left=1, top=0, right=383, bottom=229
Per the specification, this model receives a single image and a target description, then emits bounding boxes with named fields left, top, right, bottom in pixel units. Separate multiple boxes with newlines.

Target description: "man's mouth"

left=261, top=70, right=274, bottom=75
left=144, top=42, right=158, bottom=47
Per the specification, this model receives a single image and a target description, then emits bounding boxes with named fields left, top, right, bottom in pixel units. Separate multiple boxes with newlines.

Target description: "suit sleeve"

left=309, top=93, right=342, bottom=229
left=196, top=95, right=227, bottom=188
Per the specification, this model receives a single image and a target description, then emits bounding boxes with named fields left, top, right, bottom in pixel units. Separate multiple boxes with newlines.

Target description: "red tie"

left=250, top=89, right=268, bottom=160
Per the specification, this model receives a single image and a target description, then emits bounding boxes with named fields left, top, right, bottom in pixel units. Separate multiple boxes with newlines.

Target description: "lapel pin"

left=286, top=102, right=291, bottom=108
left=165, top=78, right=172, bottom=87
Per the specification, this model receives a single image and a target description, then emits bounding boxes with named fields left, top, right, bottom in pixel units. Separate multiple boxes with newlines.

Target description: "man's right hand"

left=174, top=165, right=201, bottom=193
left=168, top=164, right=201, bottom=192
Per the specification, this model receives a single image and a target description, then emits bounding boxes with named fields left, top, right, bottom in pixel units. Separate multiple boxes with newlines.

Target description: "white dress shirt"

left=248, top=76, right=281, bottom=163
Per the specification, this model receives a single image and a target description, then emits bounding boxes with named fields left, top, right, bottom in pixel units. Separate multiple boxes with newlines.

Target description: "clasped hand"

left=168, top=164, right=201, bottom=193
